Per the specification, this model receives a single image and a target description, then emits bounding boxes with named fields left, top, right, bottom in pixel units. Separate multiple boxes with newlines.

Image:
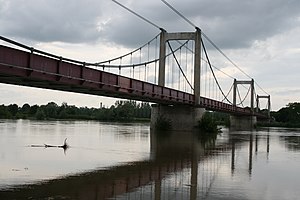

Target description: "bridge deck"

left=0, top=45, right=264, bottom=117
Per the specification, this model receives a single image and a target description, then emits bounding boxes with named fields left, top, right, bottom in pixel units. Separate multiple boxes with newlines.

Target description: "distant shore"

left=1, top=101, right=300, bottom=128
left=0, top=100, right=151, bottom=122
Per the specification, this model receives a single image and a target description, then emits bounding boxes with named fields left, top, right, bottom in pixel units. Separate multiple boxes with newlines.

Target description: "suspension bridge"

left=0, top=27, right=270, bottom=130
left=0, top=0, right=272, bottom=130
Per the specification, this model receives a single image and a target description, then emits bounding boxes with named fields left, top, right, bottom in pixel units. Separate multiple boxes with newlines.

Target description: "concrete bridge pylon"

left=256, top=95, right=271, bottom=119
left=230, top=79, right=257, bottom=130
left=151, top=28, right=205, bottom=131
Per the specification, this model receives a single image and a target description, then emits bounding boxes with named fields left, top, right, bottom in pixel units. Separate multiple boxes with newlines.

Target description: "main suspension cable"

left=161, top=0, right=269, bottom=96
left=221, top=83, right=234, bottom=103
left=202, top=39, right=233, bottom=104
left=112, top=0, right=162, bottom=30
left=97, top=39, right=187, bottom=69
left=161, top=0, right=195, bottom=28
left=95, top=33, right=160, bottom=65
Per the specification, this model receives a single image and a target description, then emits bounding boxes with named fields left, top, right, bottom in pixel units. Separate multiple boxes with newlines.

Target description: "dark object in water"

left=31, top=138, right=69, bottom=150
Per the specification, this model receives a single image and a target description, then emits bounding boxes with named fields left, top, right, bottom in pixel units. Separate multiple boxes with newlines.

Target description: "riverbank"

left=257, top=121, right=300, bottom=128
left=0, top=100, right=151, bottom=122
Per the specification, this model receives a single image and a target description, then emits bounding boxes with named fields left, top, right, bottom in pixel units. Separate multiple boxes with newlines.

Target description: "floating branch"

left=30, top=138, right=69, bottom=150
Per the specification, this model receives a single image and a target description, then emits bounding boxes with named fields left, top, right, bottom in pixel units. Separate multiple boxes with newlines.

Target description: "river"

left=0, top=119, right=300, bottom=199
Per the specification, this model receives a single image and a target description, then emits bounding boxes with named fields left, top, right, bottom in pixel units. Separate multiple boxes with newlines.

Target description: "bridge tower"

left=256, top=95, right=271, bottom=119
left=151, top=28, right=205, bottom=131
left=230, top=79, right=257, bottom=130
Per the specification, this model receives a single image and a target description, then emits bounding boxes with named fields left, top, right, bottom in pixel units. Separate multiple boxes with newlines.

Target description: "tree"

left=44, top=102, right=59, bottom=119
left=29, top=105, right=39, bottom=116
left=272, top=102, right=300, bottom=126
left=198, top=112, right=219, bottom=133
left=0, top=100, right=152, bottom=121
left=35, top=108, right=46, bottom=120
left=114, top=101, right=135, bottom=121
left=21, top=103, right=30, bottom=113
left=0, top=105, right=12, bottom=119
left=7, top=104, right=19, bottom=117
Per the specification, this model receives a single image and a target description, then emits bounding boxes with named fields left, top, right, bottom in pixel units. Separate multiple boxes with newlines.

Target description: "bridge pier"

left=231, top=78, right=257, bottom=130
left=151, top=104, right=205, bottom=131
left=230, top=115, right=257, bottom=130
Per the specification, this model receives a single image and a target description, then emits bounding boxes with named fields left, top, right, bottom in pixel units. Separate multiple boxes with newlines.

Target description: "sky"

left=0, top=0, right=300, bottom=111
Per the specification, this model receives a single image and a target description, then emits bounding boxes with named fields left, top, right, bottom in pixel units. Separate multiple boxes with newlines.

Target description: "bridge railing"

left=0, top=43, right=195, bottom=105
left=0, top=35, right=268, bottom=118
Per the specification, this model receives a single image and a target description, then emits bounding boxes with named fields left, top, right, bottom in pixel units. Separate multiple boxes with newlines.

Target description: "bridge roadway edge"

left=0, top=44, right=268, bottom=128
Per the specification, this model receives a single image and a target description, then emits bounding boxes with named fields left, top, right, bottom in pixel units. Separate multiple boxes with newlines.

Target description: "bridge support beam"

left=150, top=104, right=205, bottom=131
left=158, top=28, right=202, bottom=105
left=256, top=95, right=271, bottom=119
left=231, top=79, right=257, bottom=130
left=233, top=79, right=255, bottom=113
left=230, top=115, right=257, bottom=130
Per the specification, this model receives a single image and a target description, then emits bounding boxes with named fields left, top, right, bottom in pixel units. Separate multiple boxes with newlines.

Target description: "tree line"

left=270, top=102, right=300, bottom=127
left=206, top=103, right=300, bottom=128
left=210, top=103, right=300, bottom=128
left=0, top=100, right=151, bottom=122
left=1, top=100, right=300, bottom=127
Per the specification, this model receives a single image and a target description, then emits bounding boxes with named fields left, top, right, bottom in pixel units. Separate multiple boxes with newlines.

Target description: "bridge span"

left=0, top=44, right=258, bottom=116
left=0, top=31, right=270, bottom=130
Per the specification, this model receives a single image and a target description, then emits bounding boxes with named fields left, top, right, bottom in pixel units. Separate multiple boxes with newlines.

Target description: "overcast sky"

left=1, top=0, right=300, bottom=110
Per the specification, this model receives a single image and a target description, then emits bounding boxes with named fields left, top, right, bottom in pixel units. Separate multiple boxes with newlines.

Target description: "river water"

left=0, top=119, right=300, bottom=200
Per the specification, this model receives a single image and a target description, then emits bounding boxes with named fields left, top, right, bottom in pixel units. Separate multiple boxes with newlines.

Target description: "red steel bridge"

left=0, top=32, right=270, bottom=118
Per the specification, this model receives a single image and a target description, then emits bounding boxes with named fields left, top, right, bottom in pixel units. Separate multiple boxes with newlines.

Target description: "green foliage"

left=114, top=100, right=135, bottom=121
left=21, top=103, right=30, bottom=115
left=7, top=104, right=18, bottom=117
left=0, top=100, right=151, bottom=122
left=0, top=105, right=12, bottom=119
left=271, top=102, right=300, bottom=127
left=198, top=112, right=220, bottom=133
left=211, top=112, right=230, bottom=127
left=29, top=105, right=39, bottom=115
left=43, top=102, right=59, bottom=119
left=35, top=109, right=46, bottom=120
left=273, top=102, right=300, bottom=123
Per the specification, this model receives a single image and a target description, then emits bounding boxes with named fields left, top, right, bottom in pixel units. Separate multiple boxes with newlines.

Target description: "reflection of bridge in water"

left=0, top=130, right=270, bottom=200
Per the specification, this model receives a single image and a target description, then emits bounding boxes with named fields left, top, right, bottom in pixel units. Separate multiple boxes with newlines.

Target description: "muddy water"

left=0, top=119, right=300, bottom=200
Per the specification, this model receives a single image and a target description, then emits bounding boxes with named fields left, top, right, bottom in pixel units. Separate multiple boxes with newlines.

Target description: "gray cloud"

left=173, top=0, right=300, bottom=48
left=1, top=0, right=300, bottom=110
left=273, top=88, right=300, bottom=96
left=0, top=0, right=107, bottom=43
left=99, top=13, right=159, bottom=48
left=2, top=0, right=300, bottom=49
left=98, top=0, right=300, bottom=49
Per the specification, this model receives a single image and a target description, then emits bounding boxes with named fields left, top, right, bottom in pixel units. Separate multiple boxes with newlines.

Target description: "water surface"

left=0, top=120, right=150, bottom=188
left=1, top=119, right=300, bottom=200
